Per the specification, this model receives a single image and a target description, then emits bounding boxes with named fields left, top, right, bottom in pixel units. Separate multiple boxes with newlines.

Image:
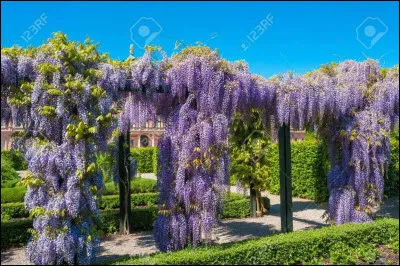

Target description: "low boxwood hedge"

left=1, top=219, right=32, bottom=249
left=99, top=193, right=159, bottom=210
left=1, top=178, right=157, bottom=203
left=1, top=150, right=27, bottom=171
left=103, top=178, right=157, bottom=195
left=1, top=202, right=29, bottom=218
left=1, top=192, right=253, bottom=219
left=1, top=198, right=258, bottom=248
left=1, top=186, right=27, bottom=203
left=114, top=218, right=399, bottom=265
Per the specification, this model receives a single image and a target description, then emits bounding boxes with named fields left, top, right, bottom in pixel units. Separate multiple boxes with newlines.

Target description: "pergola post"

left=249, top=183, right=257, bottom=217
left=278, top=123, right=293, bottom=233
left=118, top=127, right=132, bottom=234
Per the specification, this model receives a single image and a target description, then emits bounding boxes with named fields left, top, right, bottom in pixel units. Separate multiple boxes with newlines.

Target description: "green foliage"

left=153, top=148, right=159, bottom=175
left=1, top=219, right=33, bottom=248
left=99, top=193, right=158, bottom=210
left=1, top=202, right=29, bottom=218
left=385, top=139, right=399, bottom=197
left=130, top=147, right=158, bottom=173
left=102, top=178, right=157, bottom=195
left=113, top=218, right=399, bottom=265
left=0, top=197, right=255, bottom=247
left=221, top=199, right=250, bottom=218
left=229, top=110, right=272, bottom=192
left=328, top=242, right=380, bottom=265
left=130, top=178, right=157, bottom=193
left=96, top=151, right=116, bottom=183
left=1, top=187, right=27, bottom=203
left=1, top=154, right=19, bottom=187
left=1, top=193, right=249, bottom=219
left=1, top=150, right=27, bottom=170
left=267, top=140, right=330, bottom=202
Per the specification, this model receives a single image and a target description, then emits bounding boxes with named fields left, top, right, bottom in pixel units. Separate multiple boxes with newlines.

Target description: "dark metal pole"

left=278, top=123, right=293, bottom=233
left=118, top=127, right=132, bottom=234
left=250, top=183, right=257, bottom=217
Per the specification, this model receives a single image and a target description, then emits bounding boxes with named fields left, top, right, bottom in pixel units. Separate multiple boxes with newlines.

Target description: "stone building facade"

left=1, top=118, right=305, bottom=150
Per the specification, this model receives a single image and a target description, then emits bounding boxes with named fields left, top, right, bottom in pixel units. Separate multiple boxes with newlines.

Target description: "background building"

left=1, top=116, right=305, bottom=150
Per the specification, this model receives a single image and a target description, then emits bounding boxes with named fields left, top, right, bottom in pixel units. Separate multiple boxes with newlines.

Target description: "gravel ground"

left=1, top=189, right=398, bottom=265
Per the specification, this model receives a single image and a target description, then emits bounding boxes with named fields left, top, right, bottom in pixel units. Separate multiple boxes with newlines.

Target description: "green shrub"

left=1, top=219, right=32, bottom=248
left=131, top=147, right=157, bottom=173
left=385, top=139, right=399, bottom=197
left=1, top=202, right=28, bottom=218
left=1, top=154, right=20, bottom=187
left=267, top=140, right=329, bottom=202
left=222, top=199, right=250, bottom=218
left=1, top=150, right=27, bottom=171
left=115, top=218, right=399, bottom=265
left=1, top=186, right=27, bottom=203
left=1, top=179, right=20, bottom=188
left=103, top=178, right=157, bottom=195
left=130, top=178, right=157, bottom=193
left=152, top=148, right=158, bottom=174
left=99, top=193, right=159, bottom=210
left=2, top=193, right=248, bottom=219
left=0, top=198, right=257, bottom=247
left=231, top=138, right=398, bottom=202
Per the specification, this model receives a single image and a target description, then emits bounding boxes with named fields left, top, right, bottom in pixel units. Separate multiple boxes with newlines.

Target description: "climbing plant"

left=1, top=33, right=399, bottom=264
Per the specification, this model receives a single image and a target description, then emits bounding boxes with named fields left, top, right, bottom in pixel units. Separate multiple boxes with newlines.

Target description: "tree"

left=229, top=110, right=272, bottom=217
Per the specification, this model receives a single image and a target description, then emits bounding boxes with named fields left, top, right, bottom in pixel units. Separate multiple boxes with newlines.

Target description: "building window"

left=156, top=116, right=164, bottom=128
left=130, top=139, right=134, bottom=147
left=140, top=135, right=150, bottom=147
left=1, top=140, right=5, bottom=150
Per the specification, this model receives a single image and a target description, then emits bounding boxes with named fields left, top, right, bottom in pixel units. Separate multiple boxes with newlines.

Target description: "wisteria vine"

left=1, top=33, right=399, bottom=263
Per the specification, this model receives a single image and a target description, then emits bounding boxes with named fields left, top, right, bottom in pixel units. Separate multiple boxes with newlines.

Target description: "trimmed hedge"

left=386, top=139, right=399, bottom=197
left=1, top=150, right=27, bottom=171
left=262, top=139, right=399, bottom=201
left=1, top=202, right=29, bottom=218
left=231, top=138, right=399, bottom=202
left=103, top=178, right=157, bottom=195
left=1, top=186, right=27, bottom=203
left=1, top=154, right=20, bottom=187
left=131, top=147, right=157, bottom=173
left=1, top=178, right=157, bottom=203
left=114, top=218, right=399, bottom=265
left=1, top=219, right=32, bottom=248
left=99, top=193, right=158, bottom=210
left=267, top=140, right=329, bottom=202
left=1, top=193, right=252, bottom=220
left=0, top=198, right=257, bottom=248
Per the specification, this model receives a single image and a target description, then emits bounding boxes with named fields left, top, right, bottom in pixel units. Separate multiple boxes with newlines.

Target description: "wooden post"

left=118, top=128, right=132, bottom=234
left=278, top=123, right=293, bottom=233
left=250, top=183, right=257, bottom=217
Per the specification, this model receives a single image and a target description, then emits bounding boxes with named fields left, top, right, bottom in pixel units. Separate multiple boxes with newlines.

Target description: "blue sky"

left=1, top=1, right=398, bottom=78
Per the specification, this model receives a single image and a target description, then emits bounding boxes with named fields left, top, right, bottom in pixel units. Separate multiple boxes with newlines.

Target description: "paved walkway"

left=1, top=191, right=398, bottom=265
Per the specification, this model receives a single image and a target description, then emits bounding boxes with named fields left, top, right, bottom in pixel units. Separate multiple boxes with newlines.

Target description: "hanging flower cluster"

left=1, top=34, right=125, bottom=264
left=1, top=33, right=399, bottom=262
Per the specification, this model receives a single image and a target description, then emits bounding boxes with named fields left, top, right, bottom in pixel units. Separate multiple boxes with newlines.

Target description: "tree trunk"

left=255, top=190, right=267, bottom=217
left=250, top=183, right=257, bottom=217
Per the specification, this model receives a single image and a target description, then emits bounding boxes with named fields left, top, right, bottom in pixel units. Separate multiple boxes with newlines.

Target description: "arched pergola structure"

left=1, top=33, right=398, bottom=264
